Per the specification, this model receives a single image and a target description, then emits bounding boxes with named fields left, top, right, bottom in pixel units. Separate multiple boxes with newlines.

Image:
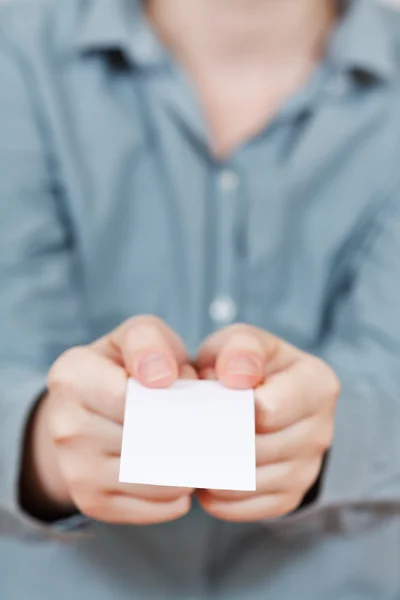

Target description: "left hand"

left=195, top=324, right=340, bottom=522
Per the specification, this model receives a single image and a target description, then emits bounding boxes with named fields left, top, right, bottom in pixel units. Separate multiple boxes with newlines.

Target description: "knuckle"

left=265, top=494, right=299, bottom=519
left=314, top=425, right=334, bottom=455
left=51, top=405, right=89, bottom=447
left=325, top=370, right=341, bottom=404
left=282, top=493, right=302, bottom=516
left=223, top=323, right=249, bottom=336
left=302, top=356, right=323, bottom=382
left=328, top=370, right=341, bottom=399
left=126, top=314, right=165, bottom=335
left=52, top=427, right=74, bottom=448
left=51, top=414, right=76, bottom=447
left=297, top=463, right=319, bottom=492
left=313, top=357, right=341, bottom=402
left=122, top=318, right=169, bottom=358
left=72, top=472, right=111, bottom=519
left=223, top=330, right=264, bottom=357
left=47, top=365, right=69, bottom=394
left=290, top=460, right=321, bottom=497
left=78, top=492, right=107, bottom=521
left=48, top=346, right=88, bottom=390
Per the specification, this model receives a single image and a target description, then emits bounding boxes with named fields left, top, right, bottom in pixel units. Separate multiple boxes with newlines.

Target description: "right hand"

left=25, top=316, right=196, bottom=524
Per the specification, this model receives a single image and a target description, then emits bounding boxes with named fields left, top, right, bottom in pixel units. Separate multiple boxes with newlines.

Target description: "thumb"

left=92, top=315, right=188, bottom=388
left=197, top=324, right=300, bottom=389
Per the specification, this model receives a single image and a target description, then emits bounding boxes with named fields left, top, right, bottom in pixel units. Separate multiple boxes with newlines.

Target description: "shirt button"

left=219, top=169, right=239, bottom=192
left=209, top=296, right=237, bottom=325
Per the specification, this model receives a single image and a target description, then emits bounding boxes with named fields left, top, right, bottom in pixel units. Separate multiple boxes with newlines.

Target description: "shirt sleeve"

left=300, top=190, right=400, bottom=517
left=0, top=25, right=89, bottom=539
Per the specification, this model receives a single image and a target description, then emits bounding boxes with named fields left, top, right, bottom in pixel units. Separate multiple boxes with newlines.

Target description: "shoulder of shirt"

left=2, top=1, right=400, bottom=67
left=0, top=0, right=81, bottom=59
left=377, top=2, right=400, bottom=77
left=2, top=1, right=400, bottom=66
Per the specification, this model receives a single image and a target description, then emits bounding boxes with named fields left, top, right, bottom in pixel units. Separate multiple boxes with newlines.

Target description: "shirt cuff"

left=316, top=380, right=375, bottom=507
left=0, top=372, right=91, bottom=540
left=263, top=380, right=377, bottom=529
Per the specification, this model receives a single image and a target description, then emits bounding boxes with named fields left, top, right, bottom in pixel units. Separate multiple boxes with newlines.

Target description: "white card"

left=119, top=379, right=256, bottom=491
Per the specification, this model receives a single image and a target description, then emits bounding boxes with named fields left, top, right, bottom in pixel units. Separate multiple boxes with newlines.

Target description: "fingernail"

left=138, top=353, right=173, bottom=383
left=226, top=356, right=260, bottom=377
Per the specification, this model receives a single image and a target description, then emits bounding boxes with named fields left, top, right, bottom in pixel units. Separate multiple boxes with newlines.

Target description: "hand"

left=195, top=324, right=340, bottom=522
left=22, top=316, right=196, bottom=524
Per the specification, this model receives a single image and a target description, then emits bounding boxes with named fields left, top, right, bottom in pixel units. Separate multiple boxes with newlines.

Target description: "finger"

left=93, top=315, right=188, bottom=388
left=179, top=363, right=198, bottom=379
left=199, top=367, right=216, bottom=380
left=196, top=324, right=300, bottom=389
left=48, top=347, right=127, bottom=424
left=102, top=457, right=195, bottom=501
left=197, top=490, right=299, bottom=522
left=58, top=451, right=194, bottom=506
left=214, top=331, right=266, bottom=389
left=82, top=493, right=192, bottom=525
left=204, top=459, right=321, bottom=501
left=51, top=400, right=123, bottom=456
left=255, top=357, right=338, bottom=433
left=255, top=416, right=333, bottom=466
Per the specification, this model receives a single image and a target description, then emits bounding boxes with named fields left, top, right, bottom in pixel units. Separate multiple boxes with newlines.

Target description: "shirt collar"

left=73, top=0, right=165, bottom=68
left=328, top=0, right=396, bottom=82
left=73, top=0, right=396, bottom=80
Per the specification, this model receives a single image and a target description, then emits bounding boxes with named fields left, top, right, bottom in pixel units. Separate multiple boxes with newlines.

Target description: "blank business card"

left=119, top=379, right=256, bottom=491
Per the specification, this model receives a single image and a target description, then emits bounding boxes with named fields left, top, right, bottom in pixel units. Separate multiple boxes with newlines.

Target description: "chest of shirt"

left=40, top=60, right=395, bottom=353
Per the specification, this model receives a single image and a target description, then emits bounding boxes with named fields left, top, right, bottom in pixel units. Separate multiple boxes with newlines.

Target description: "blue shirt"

left=1, top=0, right=400, bottom=598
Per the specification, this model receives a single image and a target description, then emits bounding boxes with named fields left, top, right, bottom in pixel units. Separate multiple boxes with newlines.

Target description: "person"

left=1, top=0, right=400, bottom=598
